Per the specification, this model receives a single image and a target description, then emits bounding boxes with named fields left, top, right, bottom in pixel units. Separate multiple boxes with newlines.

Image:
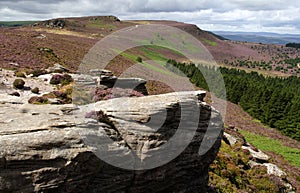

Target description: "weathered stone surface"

left=72, top=74, right=97, bottom=86
left=99, top=77, right=148, bottom=95
left=0, top=91, right=223, bottom=193
left=265, top=163, right=287, bottom=178
left=89, top=69, right=113, bottom=77
left=242, top=145, right=270, bottom=162
left=223, top=132, right=238, bottom=146
left=46, top=63, right=70, bottom=73
left=41, top=19, right=66, bottom=29
left=82, top=69, right=149, bottom=95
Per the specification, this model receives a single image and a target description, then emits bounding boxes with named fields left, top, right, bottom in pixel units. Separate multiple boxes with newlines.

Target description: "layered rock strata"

left=0, top=91, right=223, bottom=193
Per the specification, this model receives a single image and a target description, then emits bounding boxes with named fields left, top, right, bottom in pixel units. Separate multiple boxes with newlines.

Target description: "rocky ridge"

left=0, top=68, right=297, bottom=192
left=0, top=68, right=223, bottom=192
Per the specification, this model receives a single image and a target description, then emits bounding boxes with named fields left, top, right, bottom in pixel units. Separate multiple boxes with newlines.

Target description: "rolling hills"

left=214, top=31, right=300, bottom=45
left=1, top=16, right=299, bottom=76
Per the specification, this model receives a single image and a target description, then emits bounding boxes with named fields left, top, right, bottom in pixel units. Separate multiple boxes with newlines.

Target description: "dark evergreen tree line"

left=286, top=43, right=300, bottom=49
left=167, top=59, right=300, bottom=140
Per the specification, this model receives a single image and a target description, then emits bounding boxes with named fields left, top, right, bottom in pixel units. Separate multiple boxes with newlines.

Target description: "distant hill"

left=0, top=21, right=38, bottom=27
left=214, top=31, right=300, bottom=44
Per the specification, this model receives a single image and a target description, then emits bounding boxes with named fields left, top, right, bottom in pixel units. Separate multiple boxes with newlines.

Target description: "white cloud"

left=0, top=0, right=299, bottom=34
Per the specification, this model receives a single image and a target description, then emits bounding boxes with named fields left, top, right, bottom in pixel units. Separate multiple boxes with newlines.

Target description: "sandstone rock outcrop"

left=73, top=69, right=148, bottom=96
left=0, top=91, right=223, bottom=193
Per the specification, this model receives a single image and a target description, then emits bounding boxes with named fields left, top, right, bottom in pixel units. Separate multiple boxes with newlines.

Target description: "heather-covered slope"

left=1, top=16, right=299, bottom=76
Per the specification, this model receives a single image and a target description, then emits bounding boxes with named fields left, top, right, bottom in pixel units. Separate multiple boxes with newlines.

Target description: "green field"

left=87, top=20, right=116, bottom=29
left=115, top=49, right=174, bottom=76
left=200, top=38, right=217, bottom=46
left=240, top=130, right=300, bottom=167
left=0, top=21, right=38, bottom=27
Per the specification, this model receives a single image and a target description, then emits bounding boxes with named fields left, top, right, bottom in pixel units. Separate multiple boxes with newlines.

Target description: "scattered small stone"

left=9, top=92, right=20, bottom=97
left=28, top=96, right=49, bottom=105
left=20, top=109, right=28, bottom=113
left=228, top=125, right=235, bottom=130
left=31, top=87, right=39, bottom=94
left=49, top=112, right=60, bottom=116
left=36, top=34, right=46, bottom=39
left=15, top=71, right=26, bottom=78
left=9, top=62, right=19, bottom=67
left=13, top=79, right=25, bottom=89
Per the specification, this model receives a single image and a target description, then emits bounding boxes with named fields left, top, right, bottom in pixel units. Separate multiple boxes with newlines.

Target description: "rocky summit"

left=0, top=90, right=223, bottom=193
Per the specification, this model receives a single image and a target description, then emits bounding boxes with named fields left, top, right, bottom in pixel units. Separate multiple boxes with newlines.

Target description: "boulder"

left=0, top=91, right=223, bottom=193
left=223, top=132, right=238, bottom=146
left=87, top=69, right=148, bottom=95
left=100, top=77, right=148, bottom=95
left=264, top=163, right=287, bottom=178
left=44, top=19, right=66, bottom=29
left=46, top=63, right=70, bottom=73
left=242, top=145, right=270, bottom=162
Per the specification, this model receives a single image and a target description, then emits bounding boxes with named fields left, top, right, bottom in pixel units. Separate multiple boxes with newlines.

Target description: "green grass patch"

left=139, top=61, right=174, bottom=76
left=136, top=33, right=202, bottom=54
left=180, top=40, right=202, bottom=53
left=112, top=48, right=176, bottom=76
left=87, top=20, right=116, bottom=29
left=137, top=33, right=176, bottom=48
left=253, top=119, right=262, bottom=123
left=171, top=33, right=203, bottom=53
left=201, top=38, right=217, bottom=46
left=240, top=130, right=300, bottom=167
left=141, top=45, right=185, bottom=59
left=140, top=46, right=168, bottom=62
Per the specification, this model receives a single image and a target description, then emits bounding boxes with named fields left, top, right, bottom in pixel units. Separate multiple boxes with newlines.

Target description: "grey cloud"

left=263, top=20, right=300, bottom=31
left=0, top=0, right=299, bottom=33
left=128, top=0, right=215, bottom=12
left=228, top=0, right=295, bottom=11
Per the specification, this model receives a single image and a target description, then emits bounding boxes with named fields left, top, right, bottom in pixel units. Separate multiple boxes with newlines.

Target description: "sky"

left=1, top=0, right=300, bottom=34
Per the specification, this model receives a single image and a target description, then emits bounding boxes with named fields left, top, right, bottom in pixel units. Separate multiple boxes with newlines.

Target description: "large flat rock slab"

left=0, top=91, right=223, bottom=193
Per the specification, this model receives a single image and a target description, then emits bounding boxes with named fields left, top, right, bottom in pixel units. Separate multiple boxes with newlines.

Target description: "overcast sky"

left=1, top=0, right=299, bottom=34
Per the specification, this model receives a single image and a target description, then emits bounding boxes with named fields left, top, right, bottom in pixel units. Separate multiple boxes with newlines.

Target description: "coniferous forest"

left=167, top=59, right=300, bottom=141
